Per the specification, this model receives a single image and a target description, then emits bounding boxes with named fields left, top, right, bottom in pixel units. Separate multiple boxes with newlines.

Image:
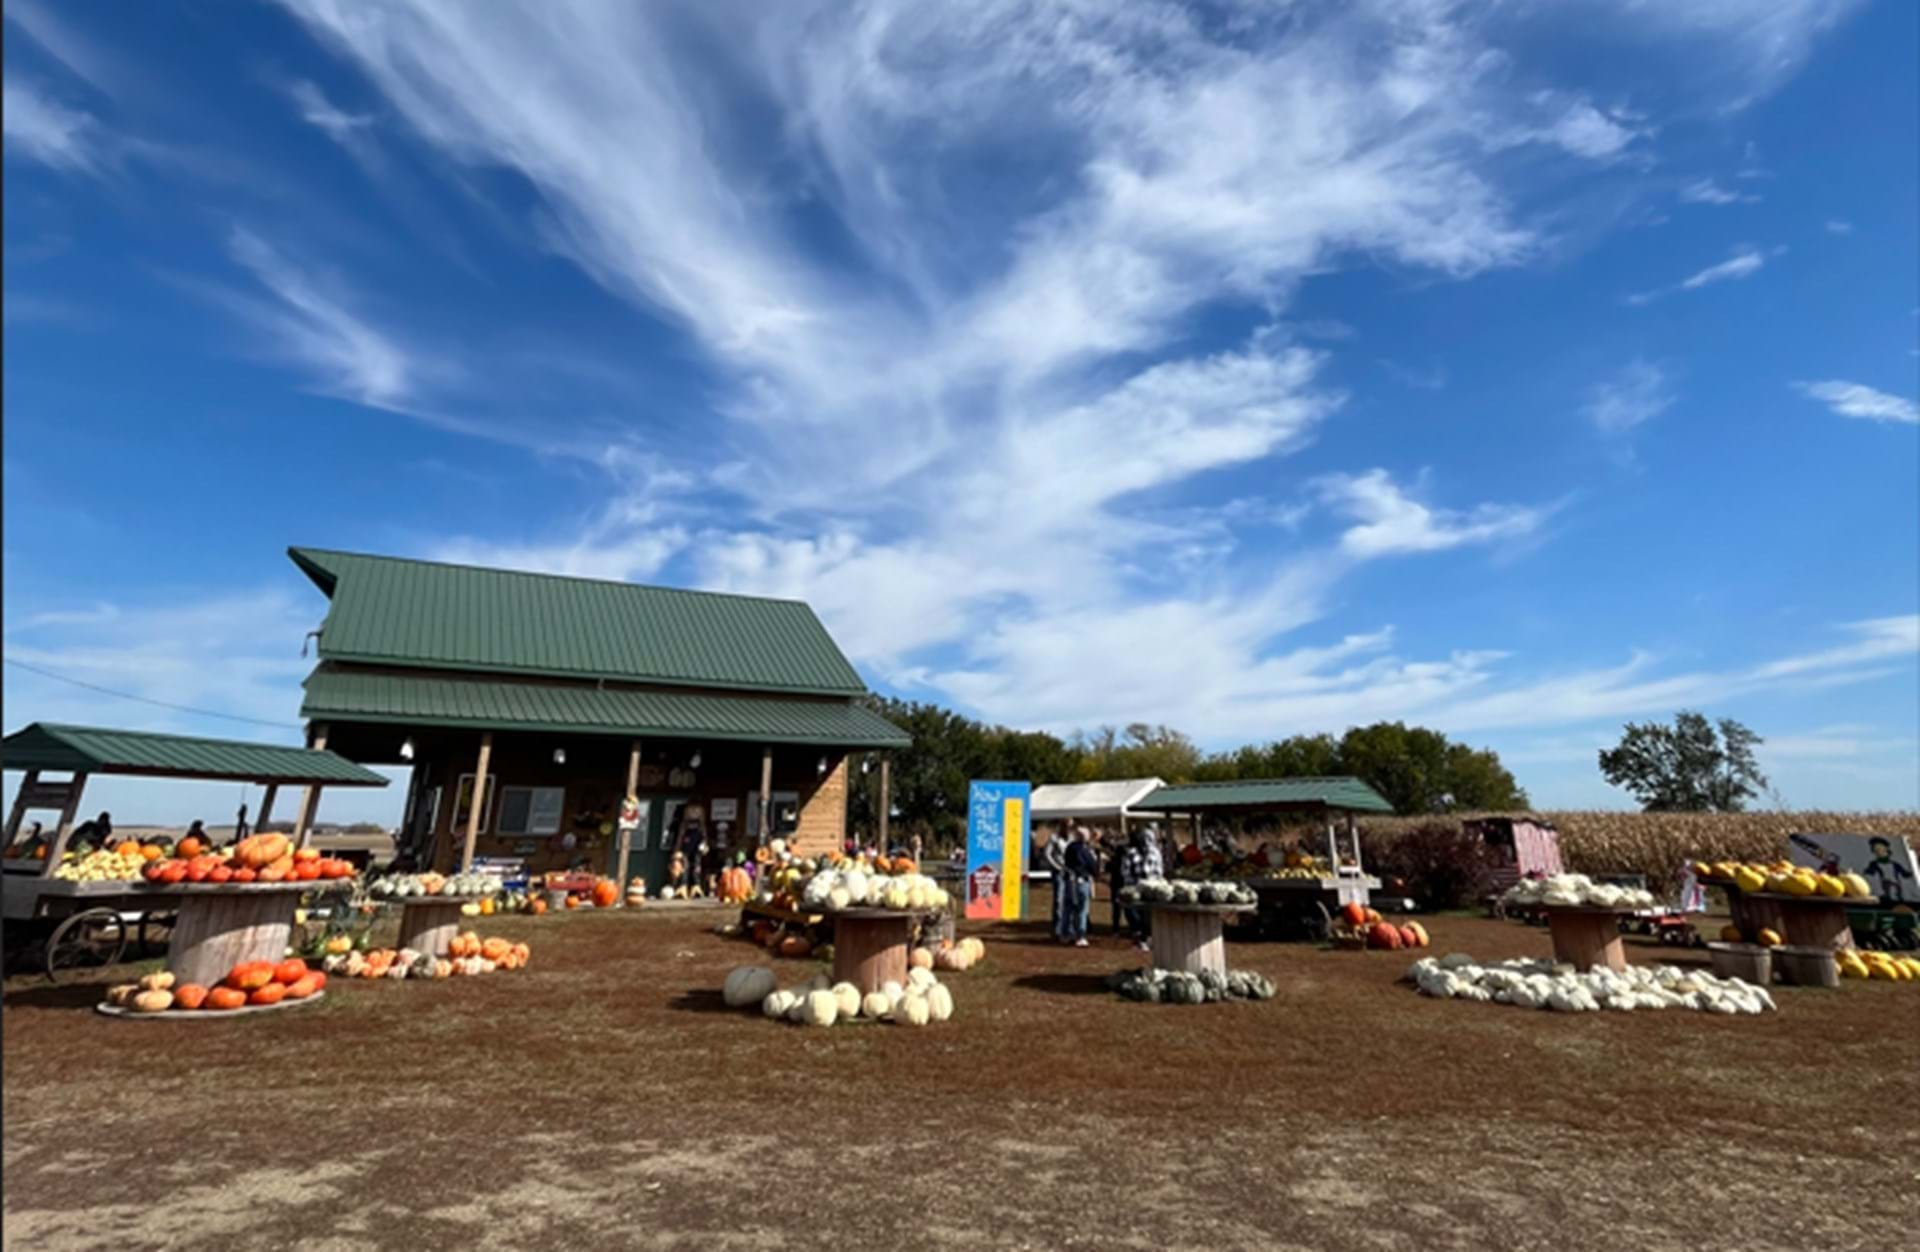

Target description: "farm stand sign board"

left=966, top=781, right=1029, bottom=921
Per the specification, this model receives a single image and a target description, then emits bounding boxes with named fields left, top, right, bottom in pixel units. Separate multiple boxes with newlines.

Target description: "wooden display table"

left=394, top=895, right=492, bottom=958
left=1542, top=905, right=1632, bottom=973
left=1739, top=892, right=1855, bottom=953
left=830, top=908, right=913, bottom=995
left=148, top=882, right=348, bottom=988
left=1146, top=902, right=1253, bottom=976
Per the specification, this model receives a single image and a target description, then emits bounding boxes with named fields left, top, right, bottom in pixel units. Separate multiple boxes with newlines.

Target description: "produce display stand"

left=393, top=895, right=493, bottom=958
left=1145, top=902, right=1254, bottom=976
left=1246, top=874, right=1383, bottom=942
left=1540, top=904, right=1634, bottom=973
left=829, top=908, right=915, bottom=995
left=144, top=881, right=351, bottom=989
left=1734, top=891, right=1855, bottom=953
left=96, top=990, right=329, bottom=1020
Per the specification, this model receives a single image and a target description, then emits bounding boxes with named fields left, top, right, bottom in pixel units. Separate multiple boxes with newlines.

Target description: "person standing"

left=1063, top=825, right=1099, bottom=947
left=1121, top=824, right=1165, bottom=950
left=1042, top=826, right=1070, bottom=943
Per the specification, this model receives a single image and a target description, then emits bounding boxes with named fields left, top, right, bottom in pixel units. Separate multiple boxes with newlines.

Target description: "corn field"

left=1350, top=811, right=1919, bottom=890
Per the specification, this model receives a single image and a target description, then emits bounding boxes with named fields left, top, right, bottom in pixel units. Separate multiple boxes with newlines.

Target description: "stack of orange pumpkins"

left=140, top=834, right=357, bottom=887
left=103, top=958, right=327, bottom=1013
left=448, top=931, right=532, bottom=971
left=1335, top=902, right=1431, bottom=952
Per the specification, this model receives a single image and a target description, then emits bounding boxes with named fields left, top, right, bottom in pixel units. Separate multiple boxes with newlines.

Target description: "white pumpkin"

left=883, top=881, right=911, bottom=911
left=896, top=993, right=931, bottom=1027
left=842, top=870, right=870, bottom=904
left=800, top=989, right=840, bottom=1027
left=908, top=967, right=937, bottom=992
left=906, top=884, right=929, bottom=911
left=723, top=966, right=778, bottom=1008
left=761, top=990, right=799, bottom=1019
left=927, top=983, right=954, bottom=1022
left=659, top=886, right=677, bottom=901
left=828, top=886, right=851, bottom=911
left=861, top=990, right=892, bottom=1019
left=830, top=981, right=861, bottom=1018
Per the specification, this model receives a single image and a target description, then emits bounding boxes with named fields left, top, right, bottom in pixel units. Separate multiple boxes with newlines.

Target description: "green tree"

left=1598, top=711, right=1767, bottom=812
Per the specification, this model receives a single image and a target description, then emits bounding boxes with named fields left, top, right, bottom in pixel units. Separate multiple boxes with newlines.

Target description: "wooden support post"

left=256, top=783, right=279, bottom=831
left=1348, top=812, right=1362, bottom=875
left=42, top=772, right=89, bottom=879
left=291, top=724, right=328, bottom=849
left=758, top=745, right=774, bottom=847
left=460, top=732, right=494, bottom=873
left=877, top=755, right=890, bottom=850
left=614, top=738, right=642, bottom=893
left=4, top=769, right=38, bottom=844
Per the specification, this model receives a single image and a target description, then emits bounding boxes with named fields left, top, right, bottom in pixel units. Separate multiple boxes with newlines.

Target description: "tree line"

left=848, top=698, right=1529, bottom=843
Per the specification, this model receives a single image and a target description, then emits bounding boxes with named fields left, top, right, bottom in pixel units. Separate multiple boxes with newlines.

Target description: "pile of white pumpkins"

left=1408, top=953, right=1776, bottom=1015
left=799, top=866, right=951, bottom=913
left=722, top=964, right=955, bottom=1028
left=1501, top=873, right=1655, bottom=911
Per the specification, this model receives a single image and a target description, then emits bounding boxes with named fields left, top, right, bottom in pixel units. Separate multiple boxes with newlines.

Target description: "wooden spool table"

left=393, top=895, right=493, bottom=958
left=1541, top=905, right=1633, bottom=973
left=830, top=908, right=915, bottom=996
left=1738, top=891, right=1855, bottom=953
left=148, top=881, right=348, bottom=989
left=1146, top=902, right=1254, bottom=976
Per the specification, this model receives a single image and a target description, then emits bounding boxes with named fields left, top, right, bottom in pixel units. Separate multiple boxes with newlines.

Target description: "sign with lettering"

left=965, top=780, right=1029, bottom=921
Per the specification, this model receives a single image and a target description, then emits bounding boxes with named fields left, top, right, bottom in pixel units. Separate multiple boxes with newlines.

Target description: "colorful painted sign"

left=1789, top=833, right=1919, bottom=906
left=965, top=780, right=1029, bottom=920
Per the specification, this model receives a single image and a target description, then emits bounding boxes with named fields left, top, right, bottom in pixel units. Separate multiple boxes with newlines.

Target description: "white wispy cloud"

left=2, top=79, right=101, bottom=173
left=1628, top=245, right=1771, bottom=304
left=1824, top=219, right=1853, bottom=234
left=1583, top=359, right=1674, bottom=434
left=223, top=227, right=419, bottom=411
left=285, top=79, right=374, bottom=147
left=1314, top=470, right=1546, bottom=560
left=1793, top=380, right=1919, bottom=425
left=1678, top=178, right=1758, bottom=205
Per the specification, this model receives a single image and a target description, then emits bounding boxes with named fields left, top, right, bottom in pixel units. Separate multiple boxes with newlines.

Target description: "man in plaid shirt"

left=1119, top=824, right=1164, bottom=949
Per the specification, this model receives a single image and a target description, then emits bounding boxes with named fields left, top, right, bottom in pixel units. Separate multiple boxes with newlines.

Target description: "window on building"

left=453, top=774, right=496, bottom=834
left=496, top=786, right=565, bottom=836
left=746, top=791, right=800, bottom=842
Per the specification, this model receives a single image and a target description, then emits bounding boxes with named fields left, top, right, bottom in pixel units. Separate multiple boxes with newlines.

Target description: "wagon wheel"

left=1305, top=900, right=1333, bottom=943
left=45, top=908, right=127, bottom=981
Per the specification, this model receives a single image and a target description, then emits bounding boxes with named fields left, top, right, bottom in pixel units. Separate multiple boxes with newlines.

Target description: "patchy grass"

left=5, top=907, right=1916, bottom=1250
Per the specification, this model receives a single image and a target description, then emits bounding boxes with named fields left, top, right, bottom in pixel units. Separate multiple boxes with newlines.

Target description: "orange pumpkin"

left=591, top=878, right=620, bottom=908
left=115, top=840, right=145, bottom=859
left=206, top=987, right=247, bottom=1011
left=209, top=865, right=234, bottom=884
left=232, top=866, right=257, bottom=883
left=481, top=937, right=511, bottom=962
left=249, top=982, right=288, bottom=1006
left=226, top=962, right=273, bottom=991
left=294, top=846, right=321, bottom=863
left=1340, top=902, right=1368, bottom=928
left=529, top=897, right=548, bottom=915
left=274, top=958, right=309, bottom=984
left=141, top=844, right=166, bottom=861
left=890, top=858, right=918, bottom=875
left=283, top=975, right=320, bottom=1000
left=177, top=836, right=205, bottom=859
left=564, top=895, right=580, bottom=910
left=173, top=983, right=209, bottom=1011
left=1364, top=908, right=1383, bottom=925
left=778, top=935, right=812, bottom=958
left=308, top=971, right=328, bottom=991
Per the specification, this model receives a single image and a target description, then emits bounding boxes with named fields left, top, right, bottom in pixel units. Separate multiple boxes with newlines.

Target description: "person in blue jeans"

left=1063, top=825, right=1100, bottom=946
left=1042, top=829, right=1070, bottom=942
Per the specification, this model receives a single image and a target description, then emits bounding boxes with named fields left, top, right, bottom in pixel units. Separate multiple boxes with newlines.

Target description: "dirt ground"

left=4, top=899, right=1916, bottom=1252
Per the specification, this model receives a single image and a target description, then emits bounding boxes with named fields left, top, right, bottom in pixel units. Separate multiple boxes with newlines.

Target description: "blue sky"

left=4, top=0, right=1916, bottom=826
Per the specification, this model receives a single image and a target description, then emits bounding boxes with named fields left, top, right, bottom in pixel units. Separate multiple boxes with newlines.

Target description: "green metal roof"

left=1, top=723, right=391, bottom=786
left=301, top=668, right=912, bottom=749
left=1132, top=777, right=1395, bottom=814
left=290, top=547, right=869, bottom=696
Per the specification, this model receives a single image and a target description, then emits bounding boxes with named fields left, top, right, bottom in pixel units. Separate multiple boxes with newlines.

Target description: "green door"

left=608, top=798, right=684, bottom=894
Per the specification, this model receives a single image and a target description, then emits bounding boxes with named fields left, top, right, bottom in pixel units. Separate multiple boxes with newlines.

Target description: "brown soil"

left=5, top=905, right=1916, bottom=1251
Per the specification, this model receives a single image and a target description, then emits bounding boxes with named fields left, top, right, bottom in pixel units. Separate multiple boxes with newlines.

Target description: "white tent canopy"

left=1029, top=778, right=1167, bottom=824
